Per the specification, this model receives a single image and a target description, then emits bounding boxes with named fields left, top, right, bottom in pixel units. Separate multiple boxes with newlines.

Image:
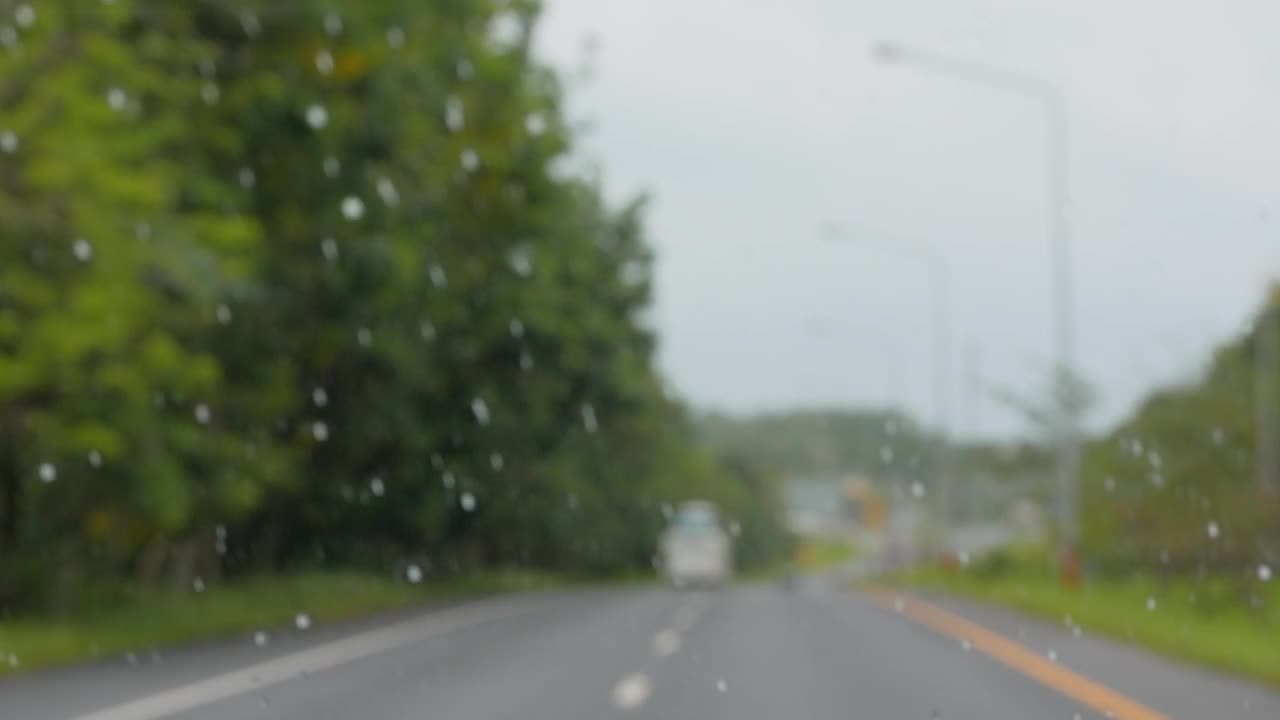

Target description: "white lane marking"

left=66, top=599, right=533, bottom=720
left=611, top=672, right=652, bottom=710
left=651, top=628, right=681, bottom=657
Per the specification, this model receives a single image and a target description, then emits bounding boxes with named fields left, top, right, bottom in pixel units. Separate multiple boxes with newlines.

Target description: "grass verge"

left=886, top=547, right=1280, bottom=687
left=0, top=570, right=562, bottom=678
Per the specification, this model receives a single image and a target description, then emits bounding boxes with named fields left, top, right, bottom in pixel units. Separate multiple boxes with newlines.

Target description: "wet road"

left=4, top=580, right=1278, bottom=720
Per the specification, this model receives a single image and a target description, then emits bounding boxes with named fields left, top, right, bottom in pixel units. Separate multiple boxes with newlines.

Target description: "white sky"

left=534, top=0, right=1280, bottom=438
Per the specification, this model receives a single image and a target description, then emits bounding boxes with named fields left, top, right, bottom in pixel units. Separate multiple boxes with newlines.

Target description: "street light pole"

left=821, top=223, right=953, bottom=544
left=871, top=42, right=1080, bottom=547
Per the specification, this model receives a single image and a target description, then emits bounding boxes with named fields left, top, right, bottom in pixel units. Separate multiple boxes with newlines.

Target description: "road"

left=3, top=579, right=1278, bottom=720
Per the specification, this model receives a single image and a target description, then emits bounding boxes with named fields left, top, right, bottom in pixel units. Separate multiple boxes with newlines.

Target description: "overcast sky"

left=533, top=0, right=1280, bottom=438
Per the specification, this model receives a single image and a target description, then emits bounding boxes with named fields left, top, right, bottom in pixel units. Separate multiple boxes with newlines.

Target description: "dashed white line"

left=651, top=628, right=681, bottom=657
left=611, top=672, right=652, bottom=710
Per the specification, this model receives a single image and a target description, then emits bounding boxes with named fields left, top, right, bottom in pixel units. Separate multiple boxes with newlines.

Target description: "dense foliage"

left=0, top=0, right=789, bottom=611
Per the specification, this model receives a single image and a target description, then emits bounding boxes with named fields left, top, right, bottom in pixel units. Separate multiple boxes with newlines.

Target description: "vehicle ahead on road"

left=659, top=501, right=733, bottom=588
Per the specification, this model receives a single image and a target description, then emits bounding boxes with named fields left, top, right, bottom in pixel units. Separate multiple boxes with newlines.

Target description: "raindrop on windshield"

left=429, top=264, right=448, bottom=288
left=960, top=639, right=972, bottom=652
left=715, top=679, right=728, bottom=693
left=910, top=481, right=926, bottom=499
left=238, top=167, right=256, bottom=188
left=1, top=130, right=18, bottom=154
left=294, top=613, right=311, bottom=630
left=519, top=351, right=534, bottom=372
left=0, top=27, right=16, bottom=49
left=239, top=9, right=260, bottom=37
left=524, top=113, right=547, bottom=136
left=490, top=453, right=504, bottom=471
left=194, top=404, right=211, bottom=425
left=7, top=653, right=18, bottom=668
left=419, top=320, right=436, bottom=341
left=405, top=563, right=423, bottom=583
left=106, top=87, right=127, bottom=111
left=216, top=304, right=233, bottom=324
left=1104, top=476, right=1116, bottom=493
left=460, top=148, right=479, bottom=172
left=14, top=4, right=35, bottom=28
left=580, top=403, right=598, bottom=433
left=1145, top=596, right=1157, bottom=611
left=1211, top=427, right=1225, bottom=446
left=356, top=327, right=372, bottom=347
left=386, top=26, right=405, bottom=49
left=323, top=156, right=340, bottom=178
left=311, top=421, right=329, bottom=442
left=201, top=83, right=219, bottom=105
left=314, top=49, right=334, bottom=75
left=1207, top=521, right=1220, bottom=539
left=508, top=247, right=534, bottom=277
left=253, top=631, right=269, bottom=647
left=471, top=398, right=492, bottom=426
left=879, top=446, right=894, bottom=464
left=72, top=237, right=93, bottom=262
left=460, top=492, right=477, bottom=512
left=441, top=471, right=456, bottom=489
left=88, top=450, right=102, bottom=468
left=38, top=462, right=56, bottom=483
left=341, top=196, right=365, bottom=221
left=312, top=387, right=328, bottom=408
left=376, top=177, right=399, bottom=206
left=321, top=237, right=339, bottom=261
left=445, top=97, right=465, bottom=132
left=193, top=577, right=205, bottom=593
left=1260, top=564, right=1273, bottom=582
left=323, top=12, right=343, bottom=36
left=305, top=104, right=328, bottom=130
left=369, top=477, right=385, bottom=497
left=508, top=319, right=525, bottom=338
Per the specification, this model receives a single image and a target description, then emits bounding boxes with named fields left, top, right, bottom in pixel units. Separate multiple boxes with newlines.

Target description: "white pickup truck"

left=659, top=501, right=733, bottom=588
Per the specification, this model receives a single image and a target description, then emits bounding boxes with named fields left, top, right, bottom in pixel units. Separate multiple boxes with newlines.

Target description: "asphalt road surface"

left=4, top=579, right=1278, bottom=720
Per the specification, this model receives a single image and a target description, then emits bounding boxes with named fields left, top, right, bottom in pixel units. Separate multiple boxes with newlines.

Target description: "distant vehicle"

left=659, top=501, right=733, bottom=588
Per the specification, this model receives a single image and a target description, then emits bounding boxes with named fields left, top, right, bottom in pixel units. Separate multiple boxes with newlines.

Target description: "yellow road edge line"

left=862, top=587, right=1171, bottom=720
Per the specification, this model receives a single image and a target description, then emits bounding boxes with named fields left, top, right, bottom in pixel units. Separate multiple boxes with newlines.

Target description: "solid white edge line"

left=66, top=599, right=533, bottom=720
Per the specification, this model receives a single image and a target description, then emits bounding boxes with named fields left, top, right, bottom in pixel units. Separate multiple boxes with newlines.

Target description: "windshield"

left=1, top=1, right=1278, bottom=719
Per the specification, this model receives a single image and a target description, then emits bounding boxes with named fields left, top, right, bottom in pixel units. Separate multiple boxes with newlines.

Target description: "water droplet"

left=1047, top=648, right=1058, bottom=662
left=194, top=404, right=211, bottom=425
left=460, top=492, right=477, bottom=512
left=519, top=351, right=535, bottom=372
left=1259, top=564, right=1273, bottom=582
left=238, top=167, right=256, bottom=188
left=419, top=320, right=436, bottom=341
left=1146, top=451, right=1162, bottom=468
left=460, top=148, right=479, bottom=172
left=239, top=9, right=260, bottom=36
left=524, top=113, right=547, bottom=136
left=0, top=130, right=16, bottom=154
left=508, top=319, right=525, bottom=338
left=456, top=58, right=474, bottom=81
left=960, top=638, right=972, bottom=651
left=305, top=104, right=328, bottom=130
left=7, top=653, right=18, bottom=668
left=356, top=327, right=372, bottom=347
left=715, top=679, right=728, bottom=693
left=201, top=82, right=220, bottom=105
left=323, top=12, right=343, bottom=36
left=910, top=481, right=926, bottom=499
left=445, top=96, right=465, bottom=132
left=441, top=471, right=456, bottom=489
left=1149, top=472, right=1164, bottom=488
left=581, top=403, right=598, bottom=433
left=1130, top=439, right=1144, bottom=458
left=215, top=304, right=233, bottom=324
left=106, top=87, right=127, bottom=111
left=311, top=421, right=329, bottom=442
left=879, top=446, right=894, bottom=463
left=369, top=476, right=385, bottom=497
left=323, top=156, right=340, bottom=178
left=386, top=26, right=405, bottom=48
left=490, top=453, right=504, bottom=471
left=1145, top=596, right=1157, bottom=611
left=405, top=563, right=423, bottom=583
left=376, top=177, right=398, bottom=206
left=72, top=237, right=93, bottom=262
left=1072, top=625, right=1082, bottom=638
left=341, top=196, right=365, bottom=221
left=312, top=387, right=328, bottom=408
left=193, top=576, right=205, bottom=593
left=294, top=613, right=311, bottom=630
left=471, top=398, right=491, bottom=426
left=88, top=450, right=102, bottom=468
left=0, top=26, right=16, bottom=49
left=1104, top=476, right=1116, bottom=493
left=314, top=49, right=334, bottom=75
left=253, top=631, right=269, bottom=647
left=1207, top=521, right=1220, bottom=539
left=14, top=4, right=35, bottom=28
left=321, top=236, right=339, bottom=261
left=508, top=247, right=534, bottom=277
left=1211, top=427, right=1225, bottom=446
left=893, top=598, right=905, bottom=612
left=429, top=264, right=448, bottom=288
left=958, top=551, right=970, bottom=567
left=37, top=462, right=56, bottom=483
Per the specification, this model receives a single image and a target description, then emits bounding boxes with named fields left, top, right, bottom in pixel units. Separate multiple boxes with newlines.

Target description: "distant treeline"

left=0, top=0, right=790, bottom=612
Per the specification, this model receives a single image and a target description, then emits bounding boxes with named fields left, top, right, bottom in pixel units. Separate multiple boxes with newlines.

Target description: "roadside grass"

left=885, top=546, right=1280, bottom=687
left=0, top=570, right=563, bottom=678
left=742, top=536, right=861, bottom=582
